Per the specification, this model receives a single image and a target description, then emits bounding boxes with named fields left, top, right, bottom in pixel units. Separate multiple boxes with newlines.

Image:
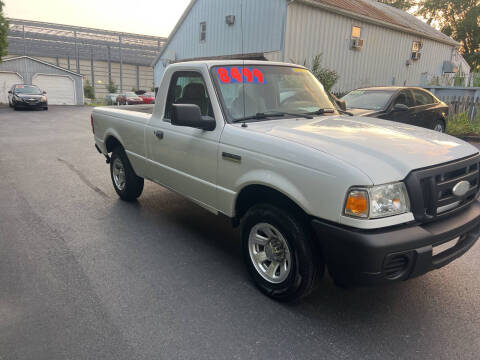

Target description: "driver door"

left=145, top=69, right=223, bottom=212
left=387, top=90, right=416, bottom=126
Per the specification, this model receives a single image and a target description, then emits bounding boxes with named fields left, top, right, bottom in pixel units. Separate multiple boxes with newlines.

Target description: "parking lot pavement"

left=1, top=106, right=479, bottom=360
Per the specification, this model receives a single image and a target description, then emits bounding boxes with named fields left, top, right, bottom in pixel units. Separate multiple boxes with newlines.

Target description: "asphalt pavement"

left=0, top=106, right=479, bottom=360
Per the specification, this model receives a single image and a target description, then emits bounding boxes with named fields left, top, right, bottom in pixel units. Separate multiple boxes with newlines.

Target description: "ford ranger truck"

left=92, top=61, right=480, bottom=302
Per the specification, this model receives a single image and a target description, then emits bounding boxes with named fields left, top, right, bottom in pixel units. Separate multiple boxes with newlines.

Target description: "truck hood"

left=245, top=115, right=479, bottom=184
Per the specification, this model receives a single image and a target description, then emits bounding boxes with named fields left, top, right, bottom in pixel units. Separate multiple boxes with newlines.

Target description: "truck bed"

left=113, top=104, right=154, bottom=114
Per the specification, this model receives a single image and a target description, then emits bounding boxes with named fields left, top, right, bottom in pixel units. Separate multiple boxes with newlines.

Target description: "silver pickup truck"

left=92, top=60, right=480, bottom=301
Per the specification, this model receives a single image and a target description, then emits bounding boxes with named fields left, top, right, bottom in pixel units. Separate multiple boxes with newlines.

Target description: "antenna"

left=240, top=0, right=247, bottom=127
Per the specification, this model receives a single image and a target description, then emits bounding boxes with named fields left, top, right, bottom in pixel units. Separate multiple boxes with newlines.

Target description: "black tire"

left=43, top=107, right=48, bottom=111
left=241, top=204, right=323, bottom=302
left=13, top=106, right=18, bottom=111
left=110, top=146, right=144, bottom=201
left=433, top=119, right=445, bottom=133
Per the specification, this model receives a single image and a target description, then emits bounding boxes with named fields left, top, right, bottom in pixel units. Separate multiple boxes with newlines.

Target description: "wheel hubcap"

left=248, top=223, right=291, bottom=284
left=112, top=158, right=126, bottom=191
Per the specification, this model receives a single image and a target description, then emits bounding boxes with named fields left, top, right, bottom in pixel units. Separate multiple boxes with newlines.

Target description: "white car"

left=92, top=61, right=480, bottom=301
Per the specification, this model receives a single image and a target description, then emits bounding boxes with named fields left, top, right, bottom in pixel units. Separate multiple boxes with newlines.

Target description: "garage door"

left=33, top=74, right=75, bottom=105
left=0, top=72, right=23, bottom=104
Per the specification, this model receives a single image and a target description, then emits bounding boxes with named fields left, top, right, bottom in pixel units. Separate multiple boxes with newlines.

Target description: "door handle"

left=154, top=130, right=164, bottom=139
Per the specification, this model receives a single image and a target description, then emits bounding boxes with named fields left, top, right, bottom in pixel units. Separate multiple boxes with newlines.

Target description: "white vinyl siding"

left=281, top=2, right=456, bottom=93
left=0, top=72, right=23, bottom=104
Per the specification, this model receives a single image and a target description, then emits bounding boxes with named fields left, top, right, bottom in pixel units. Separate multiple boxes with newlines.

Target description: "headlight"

left=41, top=96, right=47, bottom=102
left=344, top=182, right=410, bottom=219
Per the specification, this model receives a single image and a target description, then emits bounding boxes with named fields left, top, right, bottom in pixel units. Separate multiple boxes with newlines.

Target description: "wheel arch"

left=104, top=131, right=125, bottom=153
left=233, top=183, right=311, bottom=226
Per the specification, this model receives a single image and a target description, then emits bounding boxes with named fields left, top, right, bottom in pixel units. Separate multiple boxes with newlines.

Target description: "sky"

left=4, top=0, right=191, bottom=37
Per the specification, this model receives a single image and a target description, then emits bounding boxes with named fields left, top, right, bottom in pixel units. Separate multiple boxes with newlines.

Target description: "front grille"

left=405, top=154, right=480, bottom=223
left=384, top=254, right=410, bottom=279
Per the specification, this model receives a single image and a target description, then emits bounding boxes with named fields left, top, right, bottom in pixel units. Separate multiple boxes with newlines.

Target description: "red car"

left=139, top=92, right=156, bottom=104
left=116, top=92, right=144, bottom=105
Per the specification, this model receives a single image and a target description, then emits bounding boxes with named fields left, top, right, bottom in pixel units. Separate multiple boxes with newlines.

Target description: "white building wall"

left=154, top=0, right=287, bottom=88
left=275, top=2, right=456, bottom=93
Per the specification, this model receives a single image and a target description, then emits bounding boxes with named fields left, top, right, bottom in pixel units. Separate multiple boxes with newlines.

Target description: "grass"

left=446, top=112, right=480, bottom=137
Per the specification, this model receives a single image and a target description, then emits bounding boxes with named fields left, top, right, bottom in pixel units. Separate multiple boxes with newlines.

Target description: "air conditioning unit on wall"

left=351, top=38, right=364, bottom=50
left=411, top=52, right=422, bottom=61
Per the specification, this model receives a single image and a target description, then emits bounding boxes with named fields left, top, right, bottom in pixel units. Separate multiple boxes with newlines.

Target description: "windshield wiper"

left=306, top=108, right=336, bottom=116
left=233, top=111, right=313, bottom=123
left=337, top=109, right=354, bottom=116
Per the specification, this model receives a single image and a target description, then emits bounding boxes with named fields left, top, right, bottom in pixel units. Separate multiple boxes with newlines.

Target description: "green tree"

left=106, top=80, right=118, bottom=93
left=0, top=1, right=9, bottom=62
left=376, top=0, right=415, bottom=9
left=84, top=79, right=95, bottom=99
left=416, top=0, right=480, bottom=70
left=309, top=54, right=339, bottom=92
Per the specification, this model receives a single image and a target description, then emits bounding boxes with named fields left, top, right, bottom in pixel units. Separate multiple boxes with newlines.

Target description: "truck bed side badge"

left=222, top=152, right=241, bottom=163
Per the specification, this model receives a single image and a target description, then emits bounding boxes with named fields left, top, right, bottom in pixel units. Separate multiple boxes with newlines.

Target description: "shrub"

left=106, top=80, right=118, bottom=94
left=446, top=112, right=480, bottom=136
left=309, top=54, right=339, bottom=92
left=84, top=79, right=95, bottom=99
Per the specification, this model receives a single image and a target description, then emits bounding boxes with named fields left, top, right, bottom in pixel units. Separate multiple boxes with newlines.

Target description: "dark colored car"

left=342, top=87, right=449, bottom=132
left=139, top=92, right=155, bottom=104
left=116, top=92, right=144, bottom=105
left=8, top=84, right=48, bottom=110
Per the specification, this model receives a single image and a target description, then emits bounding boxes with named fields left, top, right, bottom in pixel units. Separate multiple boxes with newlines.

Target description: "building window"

left=200, top=22, right=206, bottom=42
left=411, top=41, right=423, bottom=61
left=412, top=41, right=423, bottom=52
left=351, top=26, right=361, bottom=39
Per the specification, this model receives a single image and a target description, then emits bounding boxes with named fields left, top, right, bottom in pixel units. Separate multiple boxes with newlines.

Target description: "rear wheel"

left=433, top=120, right=445, bottom=133
left=110, top=146, right=144, bottom=201
left=241, top=204, right=323, bottom=302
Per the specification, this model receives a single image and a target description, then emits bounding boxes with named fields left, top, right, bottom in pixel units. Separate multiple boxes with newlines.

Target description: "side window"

left=164, top=72, right=214, bottom=120
left=413, top=89, right=434, bottom=106
left=394, top=91, right=414, bottom=108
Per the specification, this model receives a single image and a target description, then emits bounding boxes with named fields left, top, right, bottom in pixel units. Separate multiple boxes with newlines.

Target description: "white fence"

left=421, top=73, right=480, bottom=88
left=423, top=87, right=480, bottom=121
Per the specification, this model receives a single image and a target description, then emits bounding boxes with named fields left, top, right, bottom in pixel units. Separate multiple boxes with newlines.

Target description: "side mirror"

left=8, top=90, right=12, bottom=94
left=335, top=98, right=347, bottom=111
left=42, top=91, right=47, bottom=95
left=172, top=104, right=216, bottom=131
left=393, top=103, right=409, bottom=112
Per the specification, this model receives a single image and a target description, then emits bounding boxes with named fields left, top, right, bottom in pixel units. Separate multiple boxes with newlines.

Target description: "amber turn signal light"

left=345, top=190, right=368, bottom=218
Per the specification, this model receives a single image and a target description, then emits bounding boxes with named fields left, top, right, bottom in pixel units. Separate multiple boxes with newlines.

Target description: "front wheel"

left=241, top=204, right=323, bottom=302
left=110, top=146, right=144, bottom=201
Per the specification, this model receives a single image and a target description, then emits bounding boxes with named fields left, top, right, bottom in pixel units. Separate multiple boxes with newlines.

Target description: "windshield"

left=211, top=65, right=336, bottom=122
left=125, top=92, right=137, bottom=97
left=15, top=85, right=42, bottom=95
left=342, top=90, right=394, bottom=110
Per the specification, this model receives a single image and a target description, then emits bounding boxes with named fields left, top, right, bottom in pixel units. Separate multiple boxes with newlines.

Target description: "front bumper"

left=14, top=100, right=47, bottom=108
left=312, top=200, right=480, bottom=286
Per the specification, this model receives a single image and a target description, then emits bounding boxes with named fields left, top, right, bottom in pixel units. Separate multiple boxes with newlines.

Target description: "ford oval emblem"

left=452, top=180, right=470, bottom=197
